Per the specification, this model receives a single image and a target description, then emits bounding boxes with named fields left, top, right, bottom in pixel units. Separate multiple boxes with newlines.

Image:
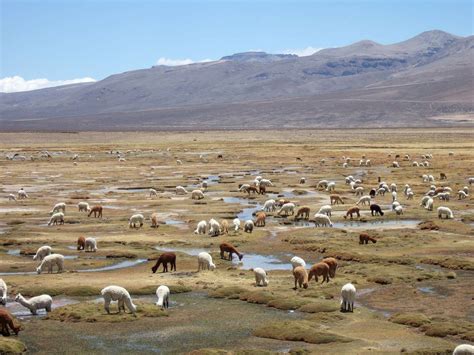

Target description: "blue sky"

left=0, top=0, right=472, bottom=91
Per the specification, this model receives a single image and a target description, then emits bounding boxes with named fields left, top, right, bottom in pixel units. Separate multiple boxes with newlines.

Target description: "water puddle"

left=333, top=219, right=421, bottom=230
left=0, top=207, right=40, bottom=213
left=77, top=259, right=147, bottom=273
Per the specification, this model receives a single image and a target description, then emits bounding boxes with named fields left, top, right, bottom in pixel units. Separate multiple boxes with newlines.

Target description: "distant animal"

left=278, top=203, right=295, bottom=216
left=244, top=220, right=254, bottom=233
left=299, top=177, right=306, bottom=184
left=208, top=218, right=221, bottom=237
left=340, top=283, right=356, bottom=312
left=194, top=220, right=207, bottom=234
left=101, top=286, right=136, bottom=316
left=255, top=212, right=266, bottom=227
left=85, top=237, right=97, bottom=252
left=343, top=206, right=360, bottom=219
left=17, top=189, right=28, bottom=199
left=322, top=257, right=338, bottom=278
left=219, top=243, right=243, bottom=261
left=290, top=256, right=306, bottom=269
left=220, top=219, right=229, bottom=234
left=78, top=202, right=90, bottom=212
left=317, top=205, right=332, bottom=217
left=33, top=246, right=52, bottom=261
left=330, top=195, right=344, bottom=205
left=440, top=173, right=447, bottom=180
left=151, top=213, right=160, bottom=228
left=156, top=285, right=170, bottom=309
left=359, top=233, right=377, bottom=244
left=0, top=309, right=21, bottom=336
left=88, top=205, right=103, bottom=218
left=14, top=293, right=52, bottom=315
left=197, top=252, right=216, bottom=271
left=254, top=268, right=269, bottom=287
left=151, top=252, right=177, bottom=273
left=313, top=213, right=333, bottom=227
left=262, top=199, right=276, bottom=212
left=77, top=236, right=86, bottom=250
left=176, top=186, right=188, bottom=195
left=437, top=206, right=454, bottom=219
left=369, top=189, right=376, bottom=198
left=356, top=195, right=371, bottom=206
left=233, top=218, right=241, bottom=232
left=36, top=254, right=64, bottom=274
left=149, top=188, right=158, bottom=197
left=295, top=206, right=310, bottom=220
left=308, top=262, right=330, bottom=283
left=293, top=266, right=309, bottom=289
left=191, top=189, right=204, bottom=200
left=50, top=202, right=66, bottom=215
left=8, top=193, right=16, bottom=201
left=0, top=279, right=7, bottom=305
left=370, top=204, right=384, bottom=216
left=48, top=212, right=64, bottom=226
left=129, top=213, right=144, bottom=228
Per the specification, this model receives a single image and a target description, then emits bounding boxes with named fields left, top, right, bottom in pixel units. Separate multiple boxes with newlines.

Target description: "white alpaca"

left=278, top=203, right=295, bottom=216
left=33, top=245, right=52, bottom=261
left=392, top=201, right=401, bottom=211
left=36, top=254, right=64, bottom=274
left=437, top=206, right=453, bottom=219
left=317, top=180, right=329, bottom=189
left=48, top=212, right=64, bottom=226
left=176, top=186, right=188, bottom=195
left=50, top=202, right=66, bottom=214
left=176, top=159, right=183, bottom=165
left=392, top=161, right=400, bottom=168
left=313, top=213, right=333, bottom=227
left=326, top=182, right=336, bottom=192
left=340, top=283, right=356, bottom=312
left=0, top=279, right=7, bottom=305
left=299, top=177, right=306, bottom=184
left=17, top=189, right=28, bottom=199
left=345, top=176, right=354, bottom=185
left=149, top=188, right=158, bottom=197
left=406, top=190, right=414, bottom=200
left=254, top=268, right=269, bottom=287
left=129, top=213, right=144, bottom=228
left=156, top=285, right=170, bottom=309
left=425, top=197, right=434, bottom=211
left=428, top=175, right=435, bottom=182
left=262, top=199, right=276, bottom=212
left=208, top=218, right=221, bottom=236
left=365, top=159, right=371, bottom=166
left=8, top=193, right=16, bottom=201
left=394, top=205, right=403, bottom=215
left=376, top=187, right=386, bottom=196
left=239, top=184, right=251, bottom=193
left=458, top=190, right=468, bottom=200
left=85, top=237, right=98, bottom=252
left=453, top=344, right=474, bottom=355
left=259, top=179, right=273, bottom=187
left=342, top=163, right=348, bottom=168
left=436, top=192, right=450, bottom=201
left=244, top=219, right=254, bottom=233
left=412, top=161, right=419, bottom=167
left=233, top=218, right=241, bottom=232
left=392, top=191, right=397, bottom=202
left=356, top=196, right=371, bottom=206
left=197, top=252, right=216, bottom=271
left=317, top=205, right=332, bottom=217
left=354, top=186, right=364, bottom=196
left=78, top=202, right=90, bottom=212
left=191, top=189, right=204, bottom=200
left=15, top=294, right=52, bottom=315
left=422, top=174, right=429, bottom=182
left=290, top=256, right=306, bottom=269
left=194, top=220, right=207, bottom=235
left=101, top=286, right=136, bottom=315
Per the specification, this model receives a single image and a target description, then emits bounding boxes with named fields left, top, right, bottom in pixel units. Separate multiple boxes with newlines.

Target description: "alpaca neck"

left=17, top=296, right=30, bottom=308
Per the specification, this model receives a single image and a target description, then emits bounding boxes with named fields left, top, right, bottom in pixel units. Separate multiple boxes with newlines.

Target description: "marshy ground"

left=0, top=129, right=473, bottom=354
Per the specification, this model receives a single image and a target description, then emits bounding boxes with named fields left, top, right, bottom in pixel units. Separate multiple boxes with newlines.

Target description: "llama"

left=36, top=254, right=64, bottom=274
left=295, top=206, right=310, bottom=220
left=88, top=205, right=103, bottom=218
left=370, top=204, right=384, bottom=216
left=220, top=243, right=243, bottom=261
left=254, top=268, right=269, bottom=287
left=14, top=294, right=52, bottom=315
left=151, top=253, right=177, bottom=273
left=437, top=206, right=454, bottom=219
left=101, top=286, right=136, bottom=316
left=197, top=252, right=216, bottom=271
left=308, top=262, right=330, bottom=283
left=0, top=309, right=21, bottom=336
left=156, top=285, right=170, bottom=309
left=343, top=207, right=360, bottom=219
left=293, top=266, right=309, bottom=289
left=340, top=283, right=356, bottom=312
left=194, top=220, right=207, bottom=235
left=48, top=212, right=64, bottom=226
left=78, top=202, right=90, bottom=212
left=244, top=220, right=254, bottom=233
left=176, top=186, right=188, bottom=195
left=77, top=236, right=86, bottom=250
left=262, top=199, right=276, bottom=212
left=322, top=257, right=338, bottom=278
left=33, top=246, right=52, bottom=261
left=0, top=279, right=7, bottom=305
left=255, top=212, right=266, bottom=227
left=359, top=233, right=377, bottom=244
left=129, top=213, right=144, bottom=228
left=317, top=205, right=332, bottom=217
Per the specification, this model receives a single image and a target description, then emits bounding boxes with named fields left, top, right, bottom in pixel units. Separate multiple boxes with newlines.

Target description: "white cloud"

left=156, top=57, right=214, bottom=66
left=282, top=46, right=323, bottom=57
left=0, top=76, right=96, bottom=93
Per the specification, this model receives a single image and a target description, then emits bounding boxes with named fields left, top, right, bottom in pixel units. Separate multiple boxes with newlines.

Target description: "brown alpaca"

left=440, top=173, right=447, bottom=180
left=255, top=212, right=266, bottom=227
left=258, top=185, right=266, bottom=194
left=77, top=236, right=86, bottom=250
left=220, top=219, right=229, bottom=234
left=151, top=213, right=160, bottom=228
left=293, top=266, right=309, bottom=289
left=295, top=206, right=310, bottom=220
left=308, top=262, right=330, bottom=283
left=247, top=186, right=259, bottom=194
left=343, top=206, right=360, bottom=219
left=330, top=195, right=344, bottom=205
left=359, top=233, right=377, bottom=244
left=151, top=252, right=176, bottom=273
left=0, top=309, right=21, bottom=336
left=88, top=205, right=103, bottom=218
left=322, top=257, right=338, bottom=278
left=434, top=187, right=445, bottom=195
left=219, top=243, right=243, bottom=261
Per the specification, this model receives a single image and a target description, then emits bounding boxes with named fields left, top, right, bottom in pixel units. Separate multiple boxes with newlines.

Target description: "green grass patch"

left=389, top=312, right=431, bottom=327
left=298, top=300, right=339, bottom=313
left=0, top=337, right=27, bottom=354
left=208, top=286, right=246, bottom=299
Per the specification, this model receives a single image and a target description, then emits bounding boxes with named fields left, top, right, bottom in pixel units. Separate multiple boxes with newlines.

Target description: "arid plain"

left=0, top=129, right=473, bottom=354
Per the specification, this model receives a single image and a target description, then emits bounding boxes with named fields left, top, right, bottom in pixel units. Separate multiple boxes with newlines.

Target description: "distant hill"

left=1, top=30, right=473, bottom=131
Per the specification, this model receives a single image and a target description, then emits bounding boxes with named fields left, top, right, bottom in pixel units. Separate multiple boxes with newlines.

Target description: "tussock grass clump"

left=208, top=286, right=246, bottom=299
left=0, top=338, right=27, bottom=354
left=134, top=284, right=191, bottom=295
left=421, top=320, right=474, bottom=338
left=253, top=320, right=352, bottom=344
left=419, top=257, right=474, bottom=271
left=298, top=300, right=339, bottom=313
left=367, top=276, right=392, bottom=285
left=189, top=349, right=276, bottom=355
left=239, top=290, right=275, bottom=304
left=267, top=298, right=310, bottom=310
left=404, top=346, right=452, bottom=355
left=389, top=312, right=431, bottom=327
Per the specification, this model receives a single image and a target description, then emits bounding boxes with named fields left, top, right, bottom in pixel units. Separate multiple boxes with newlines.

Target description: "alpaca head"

left=380, top=210, right=384, bottom=216
left=14, top=294, right=22, bottom=302
left=0, top=296, right=6, bottom=305
left=36, top=266, right=42, bottom=274
left=303, top=281, right=308, bottom=289
left=238, top=254, right=244, bottom=261
left=209, top=263, right=216, bottom=271
left=151, top=265, right=158, bottom=274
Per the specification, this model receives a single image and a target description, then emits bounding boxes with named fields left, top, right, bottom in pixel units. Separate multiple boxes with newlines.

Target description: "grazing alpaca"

left=293, top=266, right=309, bottom=289
left=233, top=218, right=241, bottom=232
left=370, top=204, right=384, bottom=216
left=36, top=254, right=64, bottom=274
left=290, top=256, right=306, bottom=269
left=88, top=205, right=103, bottom=218
left=340, top=283, right=356, bottom=312
left=359, top=233, right=377, bottom=244
left=151, top=213, right=160, bottom=228
left=317, top=205, right=332, bottom=217
left=194, top=220, right=207, bottom=235
left=78, top=202, right=90, bottom=212
left=220, top=219, right=229, bottom=234
left=437, top=206, right=454, bottom=219
left=453, top=344, right=474, bottom=355
left=208, top=218, right=221, bottom=237
left=33, top=246, right=52, bottom=261
left=14, top=294, right=52, bottom=315
left=244, top=220, right=254, bottom=233
left=322, top=257, right=338, bottom=278
left=356, top=196, right=371, bottom=206
left=343, top=206, right=360, bottom=219
left=308, top=262, right=330, bottom=283
left=48, top=212, right=64, bottom=226
left=254, top=268, right=269, bottom=287
left=255, top=212, right=266, bottom=227
left=220, top=243, right=243, bottom=261
left=8, top=194, right=16, bottom=201
left=101, top=286, right=136, bottom=316
left=0, top=309, right=21, bottom=336
left=50, top=202, right=66, bottom=215
left=0, top=279, right=7, bottom=305
left=313, top=213, right=333, bottom=227
left=262, top=199, right=276, bottom=212
left=77, top=236, right=86, bottom=250
left=278, top=203, right=296, bottom=216
left=330, top=195, right=344, bottom=205
left=191, top=189, right=204, bottom=200
left=85, top=237, right=97, bottom=252
left=149, top=188, right=158, bottom=197
left=176, top=186, right=188, bottom=195
left=295, top=206, right=310, bottom=220
left=197, top=252, right=216, bottom=271
left=440, top=173, right=447, bottom=180
left=156, top=285, right=170, bottom=309
left=129, top=213, right=144, bottom=228
left=151, top=253, right=177, bottom=273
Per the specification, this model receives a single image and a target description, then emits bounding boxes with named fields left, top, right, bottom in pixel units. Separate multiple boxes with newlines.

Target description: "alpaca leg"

left=46, top=304, right=52, bottom=312
left=104, top=296, right=111, bottom=314
left=124, top=297, right=135, bottom=315
left=118, top=299, right=125, bottom=313
left=294, top=278, right=298, bottom=290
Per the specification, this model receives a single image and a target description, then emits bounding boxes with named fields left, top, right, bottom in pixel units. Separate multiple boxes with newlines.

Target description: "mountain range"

left=1, top=30, right=473, bottom=131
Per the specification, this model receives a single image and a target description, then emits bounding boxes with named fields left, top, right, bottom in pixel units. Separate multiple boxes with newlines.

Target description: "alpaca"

left=343, top=207, right=360, bottom=219
left=101, top=286, right=136, bottom=316
left=453, top=344, right=474, bottom=355
left=330, top=195, right=344, bottom=205
left=340, top=283, right=356, bottom=312
left=149, top=188, right=158, bottom=197
left=33, top=246, right=52, bottom=261
left=290, top=256, right=306, bottom=269
left=208, top=218, right=221, bottom=237
left=176, top=186, right=188, bottom=195
left=220, top=219, right=229, bottom=234
left=299, top=177, right=306, bottom=184
left=370, top=204, right=384, bottom=216
left=88, top=205, right=103, bottom=218
left=194, top=220, right=207, bottom=234
left=0, top=279, right=7, bottom=305
left=129, top=213, right=144, bottom=228
left=0, top=309, right=21, bottom=336
left=48, top=212, right=64, bottom=226
left=278, top=203, right=295, bottom=216
left=17, top=189, right=28, bottom=199
left=85, top=237, right=97, bottom=252
left=295, top=206, right=310, bottom=220
left=394, top=205, right=403, bottom=215
left=322, top=257, right=338, bottom=278
left=151, top=213, right=160, bottom=228
left=50, top=202, right=66, bottom=215
left=326, top=182, right=336, bottom=191
left=233, top=218, right=241, bottom=232
left=313, top=213, right=333, bottom=227
left=14, top=294, right=52, bottom=315
left=36, top=254, right=64, bottom=274
left=220, top=243, right=243, bottom=261
left=255, top=212, right=266, bottom=227
left=317, top=205, right=332, bottom=217
left=308, top=262, right=330, bottom=283
left=156, top=285, right=170, bottom=309
left=8, top=194, right=16, bottom=201
left=151, top=253, right=177, bottom=273
left=197, top=252, right=216, bottom=271
left=369, top=188, right=376, bottom=198
left=262, top=199, right=276, bottom=212
left=437, top=206, right=454, bottom=219
left=359, top=233, right=377, bottom=244
left=244, top=220, right=254, bottom=233
left=191, top=189, right=204, bottom=200
left=293, top=266, right=309, bottom=289
left=254, top=268, right=269, bottom=287
left=78, top=202, right=90, bottom=212
left=357, top=196, right=371, bottom=206
left=77, top=236, right=86, bottom=250
left=317, top=180, right=329, bottom=189
left=440, top=173, right=447, bottom=180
